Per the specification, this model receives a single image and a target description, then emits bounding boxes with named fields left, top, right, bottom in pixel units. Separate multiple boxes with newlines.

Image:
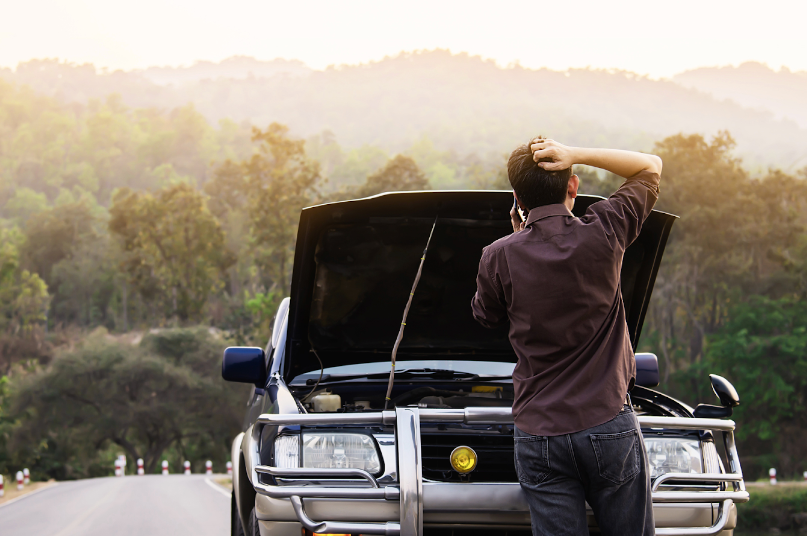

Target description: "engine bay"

left=300, top=385, right=515, bottom=413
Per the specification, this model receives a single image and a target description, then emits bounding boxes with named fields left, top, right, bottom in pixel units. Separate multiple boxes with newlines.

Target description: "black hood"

left=284, top=191, right=676, bottom=382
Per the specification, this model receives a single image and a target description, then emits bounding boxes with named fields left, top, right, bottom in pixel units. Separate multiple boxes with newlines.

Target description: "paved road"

left=0, top=474, right=230, bottom=536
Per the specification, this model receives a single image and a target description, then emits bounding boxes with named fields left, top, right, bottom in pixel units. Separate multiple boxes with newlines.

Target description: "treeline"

left=5, top=52, right=807, bottom=171
left=1, top=76, right=807, bottom=481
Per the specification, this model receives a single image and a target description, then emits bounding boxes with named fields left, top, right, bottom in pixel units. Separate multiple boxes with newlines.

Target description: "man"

left=471, top=138, right=662, bottom=536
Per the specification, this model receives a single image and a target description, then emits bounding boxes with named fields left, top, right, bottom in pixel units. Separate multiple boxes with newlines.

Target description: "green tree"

left=640, top=132, right=807, bottom=387
left=351, top=154, right=430, bottom=198
left=207, top=123, right=320, bottom=293
left=109, top=183, right=234, bottom=323
left=6, top=328, right=245, bottom=477
left=0, top=228, right=50, bottom=372
left=702, top=296, right=807, bottom=477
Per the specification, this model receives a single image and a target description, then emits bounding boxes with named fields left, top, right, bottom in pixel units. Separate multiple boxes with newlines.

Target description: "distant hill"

left=674, top=62, right=807, bottom=129
left=3, top=51, right=807, bottom=172
left=137, top=56, right=312, bottom=86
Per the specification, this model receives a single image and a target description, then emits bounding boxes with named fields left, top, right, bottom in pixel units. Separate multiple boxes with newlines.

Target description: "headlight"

left=644, top=437, right=702, bottom=479
left=274, top=433, right=381, bottom=474
left=274, top=435, right=300, bottom=468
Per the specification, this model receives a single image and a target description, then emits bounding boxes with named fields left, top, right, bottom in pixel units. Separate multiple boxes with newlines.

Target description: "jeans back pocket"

left=514, top=435, right=550, bottom=485
left=590, top=429, right=640, bottom=484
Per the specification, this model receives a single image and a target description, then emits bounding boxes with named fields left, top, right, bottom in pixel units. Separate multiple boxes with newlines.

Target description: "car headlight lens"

left=273, top=433, right=381, bottom=474
left=274, top=435, right=300, bottom=468
left=644, top=437, right=702, bottom=479
left=303, top=433, right=381, bottom=473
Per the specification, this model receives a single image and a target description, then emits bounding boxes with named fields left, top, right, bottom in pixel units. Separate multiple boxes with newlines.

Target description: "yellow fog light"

left=450, top=446, right=478, bottom=474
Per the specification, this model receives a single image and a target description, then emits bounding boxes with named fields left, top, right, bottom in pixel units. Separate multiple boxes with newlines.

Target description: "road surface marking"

left=205, top=477, right=231, bottom=498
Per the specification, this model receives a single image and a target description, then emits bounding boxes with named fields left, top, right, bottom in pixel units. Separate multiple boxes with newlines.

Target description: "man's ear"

left=568, top=175, right=580, bottom=200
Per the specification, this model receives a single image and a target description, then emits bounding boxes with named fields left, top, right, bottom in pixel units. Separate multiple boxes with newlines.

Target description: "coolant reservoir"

left=311, top=391, right=341, bottom=412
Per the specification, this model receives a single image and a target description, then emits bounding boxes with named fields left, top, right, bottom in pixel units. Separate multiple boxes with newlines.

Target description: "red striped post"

left=0, top=474, right=4, bottom=497
left=23, top=468, right=30, bottom=485
left=183, top=461, right=191, bottom=475
left=226, top=461, right=233, bottom=476
left=161, top=460, right=169, bottom=475
left=137, top=458, right=144, bottom=475
left=769, top=468, right=777, bottom=485
left=205, top=460, right=212, bottom=476
left=16, top=471, right=24, bottom=490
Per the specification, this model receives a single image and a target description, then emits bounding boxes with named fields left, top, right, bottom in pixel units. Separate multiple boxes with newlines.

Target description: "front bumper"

left=243, top=408, right=748, bottom=536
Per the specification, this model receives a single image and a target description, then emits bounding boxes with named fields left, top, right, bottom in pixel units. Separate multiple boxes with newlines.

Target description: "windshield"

left=292, top=360, right=515, bottom=383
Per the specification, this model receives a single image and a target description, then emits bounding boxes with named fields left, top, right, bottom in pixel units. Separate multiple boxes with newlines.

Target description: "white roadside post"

left=137, top=458, right=144, bottom=475
left=161, top=460, right=169, bottom=475
left=114, top=459, right=122, bottom=477
left=23, top=468, right=30, bottom=485
left=16, top=471, right=24, bottom=491
left=226, top=461, right=232, bottom=476
left=803, top=470, right=807, bottom=482
left=770, top=468, right=777, bottom=485
left=120, top=455, right=126, bottom=476
left=205, top=460, right=212, bottom=476
left=183, top=461, right=191, bottom=475
left=0, top=474, right=4, bottom=497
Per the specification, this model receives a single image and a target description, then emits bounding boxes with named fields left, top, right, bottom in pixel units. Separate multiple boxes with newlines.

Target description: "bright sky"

left=2, top=0, right=805, bottom=78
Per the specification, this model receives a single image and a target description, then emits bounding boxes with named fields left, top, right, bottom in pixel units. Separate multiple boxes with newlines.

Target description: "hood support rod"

left=384, top=217, right=438, bottom=409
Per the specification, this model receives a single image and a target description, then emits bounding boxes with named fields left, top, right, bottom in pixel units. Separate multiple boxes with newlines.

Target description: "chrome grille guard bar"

left=245, top=408, right=748, bottom=536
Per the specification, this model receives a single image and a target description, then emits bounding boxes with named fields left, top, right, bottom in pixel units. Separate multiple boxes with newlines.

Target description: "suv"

left=223, top=191, right=748, bottom=536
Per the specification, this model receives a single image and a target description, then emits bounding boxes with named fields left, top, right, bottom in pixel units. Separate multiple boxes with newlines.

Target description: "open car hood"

left=284, top=191, right=676, bottom=382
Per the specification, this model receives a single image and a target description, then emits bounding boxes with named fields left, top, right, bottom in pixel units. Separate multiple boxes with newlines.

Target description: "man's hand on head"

left=510, top=204, right=525, bottom=233
left=530, top=139, right=576, bottom=171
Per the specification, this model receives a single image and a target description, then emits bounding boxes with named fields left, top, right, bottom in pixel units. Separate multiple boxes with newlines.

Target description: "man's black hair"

left=507, top=141, right=572, bottom=210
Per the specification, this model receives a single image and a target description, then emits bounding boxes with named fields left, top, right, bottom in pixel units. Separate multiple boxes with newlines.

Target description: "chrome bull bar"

left=245, top=408, right=748, bottom=536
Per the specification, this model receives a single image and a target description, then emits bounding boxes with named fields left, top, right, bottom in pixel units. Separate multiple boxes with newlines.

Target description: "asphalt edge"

left=0, top=482, right=59, bottom=509
left=204, top=477, right=231, bottom=498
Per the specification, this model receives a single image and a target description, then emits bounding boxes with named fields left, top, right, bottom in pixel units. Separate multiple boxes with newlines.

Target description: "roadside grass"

left=736, top=482, right=807, bottom=533
left=0, top=480, right=57, bottom=505
left=214, top=477, right=232, bottom=490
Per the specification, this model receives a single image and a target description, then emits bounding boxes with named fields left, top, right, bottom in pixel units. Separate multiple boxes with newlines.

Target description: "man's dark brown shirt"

left=471, top=170, right=660, bottom=436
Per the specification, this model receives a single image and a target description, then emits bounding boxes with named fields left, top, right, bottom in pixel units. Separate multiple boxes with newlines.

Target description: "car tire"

left=248, top=507, right=261, bottom=536
left=231, top=493, right=246, bottom=536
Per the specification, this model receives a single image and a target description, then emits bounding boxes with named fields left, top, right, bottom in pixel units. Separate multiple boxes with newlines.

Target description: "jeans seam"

left=565, top=434, right=582, bottom=481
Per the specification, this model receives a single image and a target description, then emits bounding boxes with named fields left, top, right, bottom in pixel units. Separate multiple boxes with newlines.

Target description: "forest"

left=1, top=58, right=807, bottom=482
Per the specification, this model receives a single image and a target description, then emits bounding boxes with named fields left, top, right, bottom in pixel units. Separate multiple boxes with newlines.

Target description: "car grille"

left=420, top=430, right=518, bottom=483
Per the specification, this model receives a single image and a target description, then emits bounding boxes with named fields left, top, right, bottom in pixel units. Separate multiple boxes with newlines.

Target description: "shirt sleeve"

left=471, top=249, right=508, bottom=328
left=587, top=170, right=660, bottom=250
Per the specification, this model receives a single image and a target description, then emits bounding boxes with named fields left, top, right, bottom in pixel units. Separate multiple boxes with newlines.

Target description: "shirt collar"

left=525, top=203, right=574, bottom=226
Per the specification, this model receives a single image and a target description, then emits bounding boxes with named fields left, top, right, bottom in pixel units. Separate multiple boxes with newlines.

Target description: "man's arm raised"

left=529, top=139, right=662, bottom=178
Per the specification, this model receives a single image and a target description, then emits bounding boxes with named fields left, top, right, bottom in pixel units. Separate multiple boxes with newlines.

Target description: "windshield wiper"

left=301, top=368, right=511, bottom=385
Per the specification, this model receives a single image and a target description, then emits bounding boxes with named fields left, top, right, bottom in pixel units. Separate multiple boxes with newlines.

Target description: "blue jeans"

left=514, top=403, right=654, bottom=536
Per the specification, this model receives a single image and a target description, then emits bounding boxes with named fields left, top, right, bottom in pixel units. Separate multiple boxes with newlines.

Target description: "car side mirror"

left=222, top=347, right=267, bottom=388
left=709, top=374, right=740, bottom=407
left=693, top=374, right=739, bottom=418
left=635, top=353, right=659, bottom=387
